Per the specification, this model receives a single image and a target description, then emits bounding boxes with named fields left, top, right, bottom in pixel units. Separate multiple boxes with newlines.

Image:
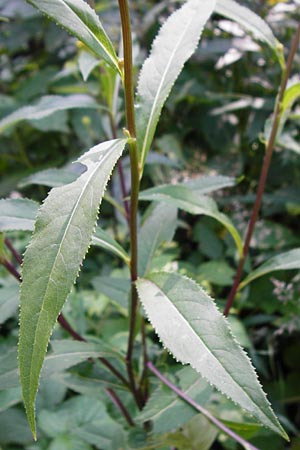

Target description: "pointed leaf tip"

left=136, top=272, right=288, bottom=440
left=18, top=139, right=126, bottom=433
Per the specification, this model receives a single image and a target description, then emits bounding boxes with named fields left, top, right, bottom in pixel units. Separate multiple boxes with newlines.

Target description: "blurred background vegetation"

left=0, top=1, right=300, bottom=449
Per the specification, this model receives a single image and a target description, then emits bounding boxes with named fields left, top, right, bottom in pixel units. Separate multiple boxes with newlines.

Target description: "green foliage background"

left=0, top=0, right=300, bottom=449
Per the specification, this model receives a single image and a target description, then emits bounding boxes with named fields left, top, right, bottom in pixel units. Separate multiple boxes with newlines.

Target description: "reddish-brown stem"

left=148, top=362, right=260, bottom=450
left=5, top=238, right=22, bottom=265
left=2, top=259, right=21, bottom=282
left=106, top=388, right=135, bottom=426
left=224, top=25, right=300, bottom=317
left=2, top=254, right=132, bottom=412
left=118, top=0, right=144, bottom=409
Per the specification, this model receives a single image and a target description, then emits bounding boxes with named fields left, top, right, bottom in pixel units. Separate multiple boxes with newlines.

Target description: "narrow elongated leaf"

left=19, top=138, right=126, bottom=438
left=136, top=272, right=288, bottom=440
left=240, top=248, right=300, bottom=289
left=91, top=227, right=130, bottom=264
left=25, top=0, right=120, bottom=73
left=0, top=340, right=120, bottom=391
left=91, top=276, right=130, bottom=313
left=0, top=198, right=39, bottom=232
left=0, top=282, right=20, bottom=324
left=215, top=0, right=283, bottom=65
left=139, top=184, right=243, bottom=255
left=138, top=203, right=177, bottom=276
left=19, top=167, right=81, bottom=188
left=0, top=94, right=98, bottom=133
left=136, top=0, right=216, bottom=170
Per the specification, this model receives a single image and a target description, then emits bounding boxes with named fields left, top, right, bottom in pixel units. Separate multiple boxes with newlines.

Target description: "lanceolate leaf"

left=0, top=95, right=98, bottom=133
left=240, top=248, right=300, bottom=289
left=138, top=202, right=177, bottom=276
left=18, top=138, right=126, bottom=438
left=136, top=272, right=288, bottom=440
left=214, top=0, right=284, bottom=66
left=25, top=0, right=120, bottom=73
left=136, top=0, right=216, bottom=171
left=0, top=282, right=20, bottom=325
left=91, top=227, right=130, bottom=265
left=139, top=184, right=243, bottom=255
left=0, top=198, right=39, bottom=232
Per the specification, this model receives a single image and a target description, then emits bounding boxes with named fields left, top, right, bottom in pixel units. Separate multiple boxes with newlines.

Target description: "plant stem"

left=148, top=362, right=260, bottom=450
left=106, top=388, right=135, bottom=426
left=118, top=0, right=145, bottom=408
left=5, top=238, right=22, bottom=265
left=224, top=25, right=300, bottom=317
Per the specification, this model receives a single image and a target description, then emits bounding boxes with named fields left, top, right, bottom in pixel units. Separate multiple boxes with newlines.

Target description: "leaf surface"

left=0, top=94, right=99, bottom=133
left=18, top=138, right=126, bottom=437
left=215, top=0, right=283, bottom=65
left=0, top=282, right=20, bottom=324
left=91, top=227, right=130, bottom=264
left=0, top=198, right=39, bottom=232
left=138, top=202, right=177, bottom=276
left=240, top=248, right=300, bottom=289
left=25, top=0, right=119, bottom=73
left=139, top=184, right=243, bottom=255
left=137, top=366, right=212, bottom=434
left=136, top=0, right=216, bottom=170
left=136, top=272, right=288, bottom=440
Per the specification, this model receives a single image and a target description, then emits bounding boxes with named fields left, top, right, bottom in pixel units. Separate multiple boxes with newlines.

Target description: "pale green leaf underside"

left=136, top=272, right=288, bottom=440
left=240, top=248, right=300, bottom=290
left=136, top=0, right=216, bottom=170
left=0, top=95, right=98, bottom=133
left=18, top=138, right=126, bottom=437
left=139, top=184, right=243, bottom=255
left=25, top=0, right=120, bottom=73
left=214, top=0, right=283, bottom=64
left=138, top=203, right=177, bottom=276
left=91, top=227, right=129, bottom=264
left=0, top=198, right=39, bottom=231
left=19, top=167, right=80, bottom=189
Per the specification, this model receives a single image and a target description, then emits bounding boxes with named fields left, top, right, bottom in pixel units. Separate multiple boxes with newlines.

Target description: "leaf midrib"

left=147, top=278, right=272, bottom=422
left=26, top=148, right=115, bottom=400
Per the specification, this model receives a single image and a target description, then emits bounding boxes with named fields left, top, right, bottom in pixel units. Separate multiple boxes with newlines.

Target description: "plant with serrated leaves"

left=0, top=0, right=299, bottom=448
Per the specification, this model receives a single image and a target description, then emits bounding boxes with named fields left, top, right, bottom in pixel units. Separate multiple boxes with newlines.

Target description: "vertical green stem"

left=224, top=25, right=300, bottom=317
left=118, top=0, right=144, bottom=408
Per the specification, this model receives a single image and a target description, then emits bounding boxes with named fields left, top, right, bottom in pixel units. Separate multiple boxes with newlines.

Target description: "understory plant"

left=0, top=0, right=300, bottom=449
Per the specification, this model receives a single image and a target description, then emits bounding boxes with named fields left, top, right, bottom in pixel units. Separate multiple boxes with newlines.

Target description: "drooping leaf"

left=0, top=198, right=39, bottom=232
left=0, top=340, right=122, bottom=391
left=18, top=138, right=126, bottom=438
left=78, top=50, right=101, bottom=82
left=139, top=184, right=243, bottom=255
left=91, top=276, right=130, bottom=313
left=138, top=202, right=177, bottom=276
left=214, top=0, right=284, bottom=66
left=0, top=94, right=98, bottom=133
left=137, top=366, right=212, bottom=434
left=91, top=227, right=130, bottom=265
left=19, top=167, right=82, bottom=188
left=136, top=0, right=216, bottom=171
left=0, top=387, right=22, bottom=413
left=240, top=248, right=300, bottom=289
left=0, top=281, right=20, bottom=324
left=136, top=272, right=288, bottom=440
left=25, top=0, right=120, bottom=73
